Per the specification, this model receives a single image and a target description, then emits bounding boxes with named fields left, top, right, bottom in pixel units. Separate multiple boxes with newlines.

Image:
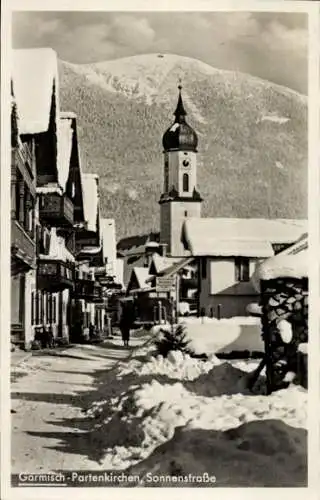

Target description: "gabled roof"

left=251, top=234, right=308, bottom=290
left=57, top=115, right=73, bottom=192
left=11, top=81, right=20, bottom=147
left=183, top=218, right=307, bottom=258
left=147, top=256, right=194, bottom=283
left=134, top=267, right=151, bottom=289
left=149, top=253, right=183, bottom=275
left=82, top=173, right=99, bottom=233
left=127, top=266, right=152, bottom=293
left=63, top=112, right=86, bottom=222
left=12, top=48, right=59, bottom=135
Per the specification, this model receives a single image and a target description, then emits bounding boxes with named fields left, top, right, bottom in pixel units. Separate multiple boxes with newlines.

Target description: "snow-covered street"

left=11, top=335, right=146, bottom=473
left=11, top=327, right=307, bottom=486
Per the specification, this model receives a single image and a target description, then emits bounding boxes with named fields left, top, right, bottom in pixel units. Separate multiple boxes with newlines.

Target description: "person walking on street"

left=119, top=302, right=134, bottom=348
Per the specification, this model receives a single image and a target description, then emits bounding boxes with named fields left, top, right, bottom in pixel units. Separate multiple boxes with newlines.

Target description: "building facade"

left=11, top=47, right=116, bottom=349
left=11, top=85, right=37, bottom=348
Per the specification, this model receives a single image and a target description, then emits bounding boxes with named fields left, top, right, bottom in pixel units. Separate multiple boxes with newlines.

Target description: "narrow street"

left=11, top=337, right=145, bottom=474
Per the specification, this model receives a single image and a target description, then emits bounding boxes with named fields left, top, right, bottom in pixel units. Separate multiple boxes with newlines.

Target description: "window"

left=183, top=173, right=189, bottom=192
left=184, top=210, right=188, bottom=217
left=235, top=257, right=250, bottom=282
left=31, top=291, right=43, bottom=326
left=201, top=258, right=207, bottom=279
left=52, top=296, right=57, bottom=324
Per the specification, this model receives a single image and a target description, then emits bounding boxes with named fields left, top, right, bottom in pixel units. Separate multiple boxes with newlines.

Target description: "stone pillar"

left=60, top=289, right=70, bottom=341
left=24, top=270, right=36, bottom=350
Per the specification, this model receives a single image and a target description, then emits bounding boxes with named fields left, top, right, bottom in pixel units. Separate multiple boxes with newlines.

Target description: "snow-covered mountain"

left=58, top=54, right=307, bottom=239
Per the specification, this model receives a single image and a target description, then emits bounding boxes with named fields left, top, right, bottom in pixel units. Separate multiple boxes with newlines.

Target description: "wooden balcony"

left=90, top=283, right=104, bottom=303
left=97, top=274, right=117, bottom=287
left=11, top=220, right=36, bottom=275
left=73, top=279, right=103, bottom=303
left=94, top=266, right=106, bottom=278
left=37, top=259, right=74, bottom=292
left=39, top=193, right=74, bottom=227
left=73, top=278, right=95, bottom=300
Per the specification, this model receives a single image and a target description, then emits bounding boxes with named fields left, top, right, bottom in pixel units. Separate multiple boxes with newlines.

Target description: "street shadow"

left=20, top=358, right=267, bottom=466
left=12, top=338, right=267, bottom=468
left=24, top=372, right=179, bottom=463
left=11, top=392, right=83, bottom=406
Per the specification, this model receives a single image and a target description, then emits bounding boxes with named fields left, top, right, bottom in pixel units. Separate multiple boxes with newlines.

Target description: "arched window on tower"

left=183, top=173, right=189, bottom=193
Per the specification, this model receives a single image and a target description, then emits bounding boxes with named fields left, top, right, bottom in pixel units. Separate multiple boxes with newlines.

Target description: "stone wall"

left=260, top=277, right=308, bottom=394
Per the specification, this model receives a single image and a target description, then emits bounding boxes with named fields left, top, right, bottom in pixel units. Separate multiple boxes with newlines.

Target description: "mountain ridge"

left=57, top=53, right=307, bottom=240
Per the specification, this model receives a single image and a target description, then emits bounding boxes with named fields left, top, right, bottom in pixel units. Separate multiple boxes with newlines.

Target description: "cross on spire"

left=174, top=79, right=187, bottom=122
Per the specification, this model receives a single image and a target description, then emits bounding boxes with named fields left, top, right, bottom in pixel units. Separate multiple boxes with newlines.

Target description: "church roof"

left=162, top=85, right=198, bottom=152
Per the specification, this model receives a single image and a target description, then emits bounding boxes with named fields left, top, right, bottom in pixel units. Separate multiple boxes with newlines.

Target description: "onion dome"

left=162, top=85, right=198, bottom=152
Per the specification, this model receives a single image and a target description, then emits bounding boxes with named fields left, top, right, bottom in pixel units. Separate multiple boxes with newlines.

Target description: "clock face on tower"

left=182, top=159, right=190, bottom=167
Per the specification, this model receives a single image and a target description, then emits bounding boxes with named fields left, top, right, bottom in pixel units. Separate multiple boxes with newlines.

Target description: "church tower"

left=159, top=85, right=202, bottom=257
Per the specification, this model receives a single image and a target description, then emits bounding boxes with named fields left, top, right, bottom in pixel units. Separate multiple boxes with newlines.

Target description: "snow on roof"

left=57, top=116, right=73, bottom=192
left=36, top=185, right=63, bottom=195
left=133, top=267, right=152, bottom=290
left=12, top=48, right=59, bottom=135
left=252, top=234, right=308, bottom=289
left=82, top=173, right=99, bottom=232
left=150, top=256, right=194, bottom=282
left=183, top=218, right=307, bottom=257
left=151, top=254, right=182, bottom=274
left=78, top=245, right=102, bottom=255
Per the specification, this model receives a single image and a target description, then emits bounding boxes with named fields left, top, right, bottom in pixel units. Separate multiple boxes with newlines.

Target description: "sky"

left=12, top=11, right=308, bottom=94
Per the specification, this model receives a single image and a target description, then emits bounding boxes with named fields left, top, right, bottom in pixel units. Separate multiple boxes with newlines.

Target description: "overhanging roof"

left=251, top=234, right=308, bottom=291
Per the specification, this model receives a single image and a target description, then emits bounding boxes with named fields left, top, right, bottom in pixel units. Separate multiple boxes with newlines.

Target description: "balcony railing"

left=73, top=279, right=103, bottom=303
left=37, top=259, right=74, bottom=292
left=11, top=220, right=36, bottom=274
left=91, top=283, right=104, bottom=303
left=73, top=278, right=95, bottom=300
left=39, top=193, right=74, bottom=227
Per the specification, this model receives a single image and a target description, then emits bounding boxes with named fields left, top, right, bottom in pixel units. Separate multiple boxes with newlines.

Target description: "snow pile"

left=118, top=352, right=221, bottom=381
left=127, top=420, right=307, bottom=487
left=84, top=351, right=307, bottom=475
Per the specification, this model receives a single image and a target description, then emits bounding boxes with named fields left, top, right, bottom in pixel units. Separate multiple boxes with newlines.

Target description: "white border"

left=1, top=1, right=319, bottom=500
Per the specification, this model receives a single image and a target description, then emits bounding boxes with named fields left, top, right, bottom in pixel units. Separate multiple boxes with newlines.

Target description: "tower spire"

left=174, top=80, right=187, bottom=123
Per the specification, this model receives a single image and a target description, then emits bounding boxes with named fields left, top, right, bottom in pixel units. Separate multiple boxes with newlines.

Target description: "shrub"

left=154, top=324, right=192, bottom=358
